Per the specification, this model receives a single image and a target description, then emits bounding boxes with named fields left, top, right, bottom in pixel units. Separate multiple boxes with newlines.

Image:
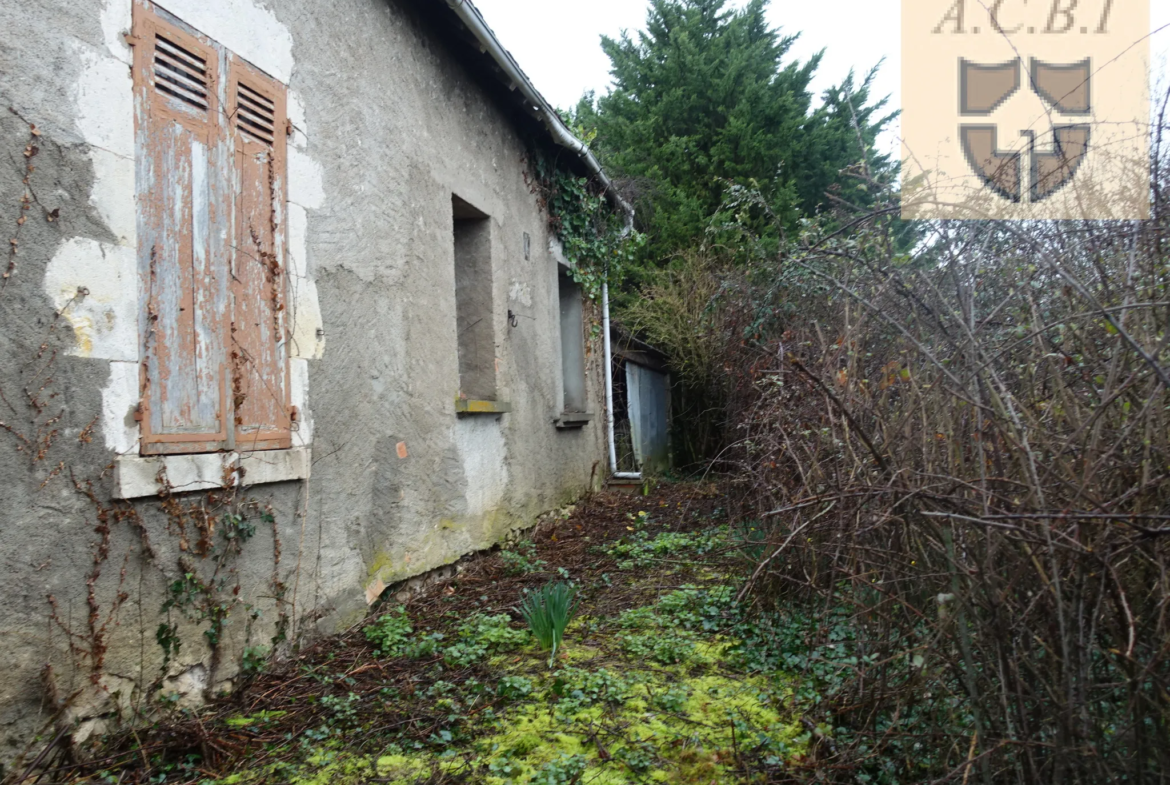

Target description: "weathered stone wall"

left=0, top=0, right=606, bottom=769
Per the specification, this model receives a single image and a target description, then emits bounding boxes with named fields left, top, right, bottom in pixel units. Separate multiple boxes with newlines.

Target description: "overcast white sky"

left=472, top=0, right=1170, bottom=156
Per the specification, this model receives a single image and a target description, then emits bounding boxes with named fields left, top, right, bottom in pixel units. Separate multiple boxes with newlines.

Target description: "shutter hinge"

left=133, top=403, right=144, bottom=422
left=289, top=405, right=299, bottom=422
left=123, top=31, right=142, bottom=47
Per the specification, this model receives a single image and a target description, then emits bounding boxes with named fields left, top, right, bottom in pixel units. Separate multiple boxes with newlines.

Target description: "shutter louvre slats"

left=236, top=82, right=277, bottom=145
left=152, top=34, right=210, bottom=110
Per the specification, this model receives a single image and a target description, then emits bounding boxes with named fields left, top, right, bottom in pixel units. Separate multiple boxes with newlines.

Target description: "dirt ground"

left=35, top=482, right=810, bottom=785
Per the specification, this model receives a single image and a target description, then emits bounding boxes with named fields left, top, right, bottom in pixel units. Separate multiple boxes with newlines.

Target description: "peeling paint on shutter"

left=229, top=57, right=292, bottom=452
left=133, top=0, right=231, bottom=455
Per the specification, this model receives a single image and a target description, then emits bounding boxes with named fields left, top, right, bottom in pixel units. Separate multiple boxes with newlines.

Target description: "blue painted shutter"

left=133, top=1, right=232, bottom=455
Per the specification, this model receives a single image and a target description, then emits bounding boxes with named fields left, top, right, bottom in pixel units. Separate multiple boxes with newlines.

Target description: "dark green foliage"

left=221, top=512, right=256, bottom=544
left=365, top=607, right=527, bottom=667
left=616, top=741, right=658, bottom=772
left=159, top=570, right=231, bottom=650
left=550, top=667, right=634, bottom=715
left=499, top=539, right=547, bottom=576
left=517, top=582, right=579, bottom=667
left=617, top=629, right=694, bottom=664
left=528, top=150, right=646, bottom=302
left=442, top=613, right=529, bottom=668
left=318, top=692, right=361, bottom=728
left=655, top=584, right=734, bottom=632
left=363, top=606, right=413, bottom=657
left=241, top=645, right=269, bottom=676
left=650, top=684, right=691, bottom=713
left=155, top=621, right=181, bottom=668
left=615, top=585, right=736, bottom=665
left=578, top=0, right=892, bottom=271
left=496, top=675, right=534, bottom=702
left=527, top=753, right=587, bottom=785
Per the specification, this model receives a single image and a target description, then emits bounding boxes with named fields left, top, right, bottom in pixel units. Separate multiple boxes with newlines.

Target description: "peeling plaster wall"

left=0, top=0, right=606, bottom=765
left=42, top=0, right=326, bottom=459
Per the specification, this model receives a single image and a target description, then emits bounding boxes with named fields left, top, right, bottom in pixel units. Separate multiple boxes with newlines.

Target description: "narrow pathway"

left=76, top=484, right=809, bottom=784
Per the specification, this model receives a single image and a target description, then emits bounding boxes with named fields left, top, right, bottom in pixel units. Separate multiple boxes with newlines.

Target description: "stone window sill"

left=113, top=447, right=311, bottom=500
left=455, top=398, right=512, bottom=415
left=555, top=412, right=593, bottom=429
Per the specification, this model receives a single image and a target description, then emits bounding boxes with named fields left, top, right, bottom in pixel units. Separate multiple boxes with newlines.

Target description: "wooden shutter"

left=228, top=56, right=292, bottom=452
left=133, top=1, right=231, bottom=455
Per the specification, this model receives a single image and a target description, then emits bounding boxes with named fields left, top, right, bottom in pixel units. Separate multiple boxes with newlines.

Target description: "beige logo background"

left=902, top=0, right=1150, bottom=219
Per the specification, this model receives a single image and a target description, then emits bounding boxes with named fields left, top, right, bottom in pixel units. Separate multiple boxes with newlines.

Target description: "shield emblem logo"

left=959, top=57, right=1091, bottom=203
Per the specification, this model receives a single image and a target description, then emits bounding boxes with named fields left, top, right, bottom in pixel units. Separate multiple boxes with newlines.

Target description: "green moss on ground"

left=205, top=578, right=806, bottom=785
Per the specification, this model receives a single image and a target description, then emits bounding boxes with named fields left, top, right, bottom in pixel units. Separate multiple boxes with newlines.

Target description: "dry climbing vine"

left=0, top=112, right=296, bottom=777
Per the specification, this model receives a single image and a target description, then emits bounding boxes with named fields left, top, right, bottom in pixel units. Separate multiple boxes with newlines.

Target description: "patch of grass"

left=186, top=603, right=807, bottom=785
left=104, top=494, right=807, bottom=785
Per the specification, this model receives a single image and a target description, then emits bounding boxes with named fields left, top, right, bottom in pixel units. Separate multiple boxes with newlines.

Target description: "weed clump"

left=363, top=606, right=413, bottom=657
left=517, top=581, right=578, bottom=667
left=443, top=613, right=529, bottom=667
left=551, top=667, right=633, bottom=716
left=599, top=525, right=722, bottom=569
left=364, top=607, right=527, bottom=667
left=500, top=539, right=547, bottom=575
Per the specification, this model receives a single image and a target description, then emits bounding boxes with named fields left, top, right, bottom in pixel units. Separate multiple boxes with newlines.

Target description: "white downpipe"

left=603, top=280, right=641, bottom=481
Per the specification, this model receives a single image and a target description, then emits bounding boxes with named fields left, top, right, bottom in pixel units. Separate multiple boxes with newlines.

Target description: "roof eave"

left=442, top=0, right=633, bottom=226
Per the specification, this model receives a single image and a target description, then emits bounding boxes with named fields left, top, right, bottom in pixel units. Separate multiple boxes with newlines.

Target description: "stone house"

left=0, top=0, right=627, bottom=765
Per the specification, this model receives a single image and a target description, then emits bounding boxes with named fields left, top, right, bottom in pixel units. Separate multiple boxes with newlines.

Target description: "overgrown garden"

left=11, top=0, right=1169, bottom=782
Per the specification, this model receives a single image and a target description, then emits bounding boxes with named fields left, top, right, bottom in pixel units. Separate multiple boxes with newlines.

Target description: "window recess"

left=452, top=195, right=503, bottom=413
left=556, top=270, right=590, bottom=429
